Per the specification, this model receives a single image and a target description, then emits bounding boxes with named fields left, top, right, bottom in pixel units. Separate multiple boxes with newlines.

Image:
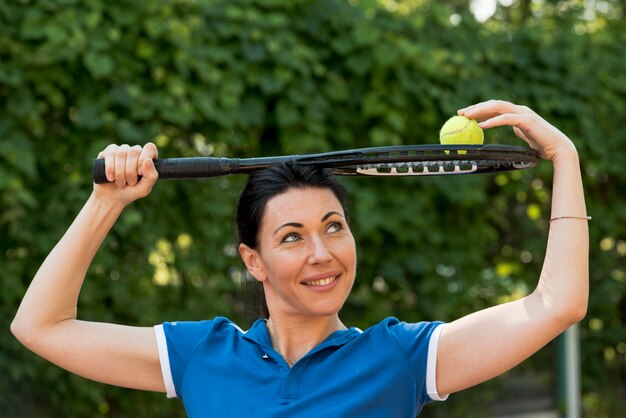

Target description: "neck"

left=265, top=314, right=346, bottom=366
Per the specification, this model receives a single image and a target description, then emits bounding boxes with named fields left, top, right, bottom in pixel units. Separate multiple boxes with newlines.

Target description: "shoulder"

left=159, top=316, right=245, bottom=344
left=359, top=317, right=446, bottom=360
left=363, top=317, right=444, bottom=338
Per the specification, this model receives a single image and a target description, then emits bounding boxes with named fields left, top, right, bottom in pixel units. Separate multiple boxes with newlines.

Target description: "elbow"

left=11, top=306, right=76, bottom=353
left=564, top=289, right=589, bottom=325
left=570, top=303, right=588, bottom=324
left=11, top=316, right=32, bottom=347
left=11, top=315, right=42, bottom=351
left=533, top=281, right=588, bottom=328
left=553, top=300, right=588, bottom=329
left=11, top=312, right=75, bottom=354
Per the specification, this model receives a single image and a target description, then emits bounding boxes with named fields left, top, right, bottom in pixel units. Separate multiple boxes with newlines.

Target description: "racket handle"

left=92, top=157, right=239, bottom=183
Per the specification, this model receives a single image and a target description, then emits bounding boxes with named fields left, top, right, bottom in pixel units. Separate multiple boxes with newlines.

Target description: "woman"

left=11, top=100, right=589, bottom=417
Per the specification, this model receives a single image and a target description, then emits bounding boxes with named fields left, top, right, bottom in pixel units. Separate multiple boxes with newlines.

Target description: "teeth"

left=305, top=276, right=337, bottom=286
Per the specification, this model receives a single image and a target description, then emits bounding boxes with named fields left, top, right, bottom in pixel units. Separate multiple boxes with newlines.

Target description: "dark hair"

left=236, top=162, right=350, bottom=249
left=235, top=162, right=350, bottom=323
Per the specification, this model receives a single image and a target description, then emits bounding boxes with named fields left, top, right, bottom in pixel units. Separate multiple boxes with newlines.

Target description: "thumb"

left=513, top=126, right=530, bottom=143
left=137, top=158, right=159, bottom=195
left=143, top=158, right=158, bottom=180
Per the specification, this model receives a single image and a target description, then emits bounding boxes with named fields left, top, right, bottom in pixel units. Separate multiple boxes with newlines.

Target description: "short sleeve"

left=154, top=320, right=216, bottom=399
left=388, top=320, right=448, bottom=402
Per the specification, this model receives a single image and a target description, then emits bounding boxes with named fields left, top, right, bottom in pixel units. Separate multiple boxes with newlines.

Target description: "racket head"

left=295, top=144, right=539, bottom=177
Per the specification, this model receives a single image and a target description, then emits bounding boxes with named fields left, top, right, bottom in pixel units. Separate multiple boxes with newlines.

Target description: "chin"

left=307, top=301, right=346, bottom=317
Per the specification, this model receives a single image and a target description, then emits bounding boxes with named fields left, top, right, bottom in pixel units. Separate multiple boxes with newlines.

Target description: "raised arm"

left=435, top=100, right=589, bottom=396
left=11, top=143, right=165, bottom=393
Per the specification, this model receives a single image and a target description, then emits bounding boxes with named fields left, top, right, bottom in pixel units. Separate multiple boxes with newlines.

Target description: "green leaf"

left=0, top=137, right=36, bottom=178
left=83, top=52, right=114, bottom=78
left=116, top=119, right=144, bottom=142
left=276, top=100, right=300, bottom=127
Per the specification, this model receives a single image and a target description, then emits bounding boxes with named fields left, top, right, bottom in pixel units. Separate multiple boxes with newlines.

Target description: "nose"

left=307, top=235, right=333, bottom=265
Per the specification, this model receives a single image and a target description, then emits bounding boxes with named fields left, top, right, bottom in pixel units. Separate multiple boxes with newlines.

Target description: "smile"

left=303, top=275, right=338, bottom=287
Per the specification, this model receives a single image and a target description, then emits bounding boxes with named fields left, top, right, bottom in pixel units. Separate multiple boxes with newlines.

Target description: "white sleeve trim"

left=426, top=323, right=449, bottom=401
left=154, top=324, right=177, bottom=399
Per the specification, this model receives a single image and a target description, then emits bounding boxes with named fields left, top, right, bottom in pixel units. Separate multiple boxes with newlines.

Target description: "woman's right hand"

left=458, top=100, right=578, bottom=163
left=94, top=143, right=159, bottom=206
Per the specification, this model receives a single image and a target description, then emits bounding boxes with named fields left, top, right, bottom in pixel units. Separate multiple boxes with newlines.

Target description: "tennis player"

left=11, top=100, right=589, bottom=417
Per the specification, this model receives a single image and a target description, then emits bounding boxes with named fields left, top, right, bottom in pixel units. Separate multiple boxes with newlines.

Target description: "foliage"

left=1, top=0, right=624, bottom=417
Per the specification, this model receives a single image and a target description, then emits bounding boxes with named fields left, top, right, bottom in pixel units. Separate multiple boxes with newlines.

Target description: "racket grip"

left=93, top=157, right=238, bottom=183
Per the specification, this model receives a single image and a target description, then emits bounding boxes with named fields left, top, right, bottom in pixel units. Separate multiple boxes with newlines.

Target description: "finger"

left=137, top=142, right=158, bottom=176
left=513, top=126, right=530, bottom=143
left=458, top=99, right=518, bottom=116
left=457, top=100, right=506, bottom=118
left=476, top=112, right=535, bottom=133
left=115, top=144, right=130, bottom=188
left=125, top=145, right=142, bottom=186
left=143, top=158, right=159, bottom=182
left=136, top=158, right=158, bottom=197
left=460, top=100, right=532, bottom=122
left=477, top=113, right=540, bottom=151
left=97, top=144, right=118, bottom=182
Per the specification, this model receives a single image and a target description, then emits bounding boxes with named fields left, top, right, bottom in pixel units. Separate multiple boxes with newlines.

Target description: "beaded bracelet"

left=549, top=215, right=592, bottom=223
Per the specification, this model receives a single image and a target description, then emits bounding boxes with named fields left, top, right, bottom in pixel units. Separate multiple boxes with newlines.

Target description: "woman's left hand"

left=458, top=100, right=577, bottom=162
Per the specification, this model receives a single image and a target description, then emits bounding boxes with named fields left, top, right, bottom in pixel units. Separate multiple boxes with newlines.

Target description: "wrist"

left=89, top=191, right=128, bottom=214
left=551, top=144, right=579, bottom=167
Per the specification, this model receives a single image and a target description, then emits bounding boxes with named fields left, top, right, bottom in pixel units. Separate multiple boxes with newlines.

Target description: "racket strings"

left=346, top=159, right=535, bottom=176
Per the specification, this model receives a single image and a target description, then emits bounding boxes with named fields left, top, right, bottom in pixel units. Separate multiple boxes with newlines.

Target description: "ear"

left=239, top=243, right=268, bottom=282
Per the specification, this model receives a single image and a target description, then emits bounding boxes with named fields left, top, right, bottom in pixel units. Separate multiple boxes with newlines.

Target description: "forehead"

left=262, top=187, right=343, bottom=226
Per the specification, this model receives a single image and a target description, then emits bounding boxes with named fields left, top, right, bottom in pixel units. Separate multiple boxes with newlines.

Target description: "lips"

left=303, top=275, right=338, bottom=287
left=300, top=270, right=341, bottom=290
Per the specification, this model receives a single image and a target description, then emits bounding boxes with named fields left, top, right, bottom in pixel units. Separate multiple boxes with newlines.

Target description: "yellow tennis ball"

left=439, top=116, right=484, bottom=145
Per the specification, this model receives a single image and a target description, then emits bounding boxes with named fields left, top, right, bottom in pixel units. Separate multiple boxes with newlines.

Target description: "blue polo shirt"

left=154, top=317, right=447, bottom=417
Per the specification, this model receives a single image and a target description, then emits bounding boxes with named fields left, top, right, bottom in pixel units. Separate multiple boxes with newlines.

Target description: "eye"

left=326, top=221, right=343, bottom=234
left=281, top=232, right=301, bottom=243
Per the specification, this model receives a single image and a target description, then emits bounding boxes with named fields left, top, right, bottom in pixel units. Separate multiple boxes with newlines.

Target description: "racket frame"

left=93, top=144, right=538, bottom=183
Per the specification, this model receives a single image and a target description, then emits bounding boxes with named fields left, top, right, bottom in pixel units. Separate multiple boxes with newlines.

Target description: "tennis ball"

left=439, top=116, right=484, bottom=145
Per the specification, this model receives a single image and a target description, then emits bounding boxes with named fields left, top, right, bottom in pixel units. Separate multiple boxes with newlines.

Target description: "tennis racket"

left=93, top=144, right=538, bottom=183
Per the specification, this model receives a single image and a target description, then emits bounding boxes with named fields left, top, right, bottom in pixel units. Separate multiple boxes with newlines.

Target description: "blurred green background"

left=1, top=0, right=624, bottom=417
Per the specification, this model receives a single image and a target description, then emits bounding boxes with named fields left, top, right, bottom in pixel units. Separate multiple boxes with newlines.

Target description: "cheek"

left=265, top=250, right=304, bottom=279
left=335, top=236, right=357, bottom=266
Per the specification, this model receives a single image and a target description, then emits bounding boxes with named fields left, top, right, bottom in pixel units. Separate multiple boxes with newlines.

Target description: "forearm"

left=534, top=150, right=589, bottom=322
left=12, top=193, right=125, bottom=340
left=438, top=153, right=590, bottom=394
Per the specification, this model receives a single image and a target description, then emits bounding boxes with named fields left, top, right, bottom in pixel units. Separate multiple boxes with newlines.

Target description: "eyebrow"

left=272, top=211, right=343, bottom=236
